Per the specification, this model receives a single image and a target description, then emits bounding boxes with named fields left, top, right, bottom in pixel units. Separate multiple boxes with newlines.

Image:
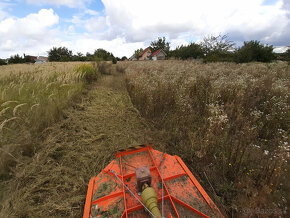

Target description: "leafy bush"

left=0, top=59, right=6, bottom=65
left=235, top=41, right=275, bottom=63
left=204, top=52, right=235, bottom=63
left=48, top=47, right=73, bottom=62
left=8, top=54, right=24, bottom=64
left=112, top=57, right=117, bottom=64
left=171, top=43, right=203, bottom=60
left=93, top=49, right=114, bottom=61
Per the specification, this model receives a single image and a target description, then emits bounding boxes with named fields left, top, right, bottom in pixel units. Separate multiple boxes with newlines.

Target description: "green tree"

left=235, top=40, right=275, bottom=63
left=285, top=48, right=290, bottom=60
left=200, top=34, right=235, bottom=62
left=201, top=34, right=235, bottom=55
left=171, top=43, right=204, bottom=60
left=94, top=49, right=114, bottom=61
left=0, top=59, right=7, bottom=65
left=8, top=54, right=24, bottom=64
left=121, top=56, right=127, bottom=61
left=134, top=48, right=143, bottom=59
left=150, top=37, right=170, bottom=54
left=85, top=52, right=94, bottom=61
left=23, top=54, right=36, bottom=63
left=48, top=47, right=73, bottom=62
left=72, top=52, right=86, bottom=61
left=112, top=57, right=117, bottom=64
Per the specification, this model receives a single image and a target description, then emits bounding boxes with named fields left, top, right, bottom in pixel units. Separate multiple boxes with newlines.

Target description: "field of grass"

left=0, top=63, right=162, bottom=217
left=124, top=60, right=289, bottom=216
left=0, top=62, right=103, bottom=179
left=0, top=60, right=288, bottom=217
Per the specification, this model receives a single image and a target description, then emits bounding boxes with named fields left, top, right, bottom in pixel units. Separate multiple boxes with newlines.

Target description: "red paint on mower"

left=83, top=144, right=223, bottom=217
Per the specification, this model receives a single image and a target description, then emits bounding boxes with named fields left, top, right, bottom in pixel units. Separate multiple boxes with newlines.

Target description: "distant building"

left=128, top=47, right=167, bottom=61
left=35, top=56, right=48, bottom=64
left=151, top=49, right=166, bottom=61
left=129, top=54, right=137, bottom=61
left=139, top=47, right=152, bottom=60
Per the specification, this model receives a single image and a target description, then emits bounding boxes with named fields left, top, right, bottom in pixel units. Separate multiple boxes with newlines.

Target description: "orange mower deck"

left=83, top=144, right=223, bottom=217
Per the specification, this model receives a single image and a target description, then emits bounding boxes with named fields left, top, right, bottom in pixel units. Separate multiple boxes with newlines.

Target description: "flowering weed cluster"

left=125, top=60, right=289, bottom=215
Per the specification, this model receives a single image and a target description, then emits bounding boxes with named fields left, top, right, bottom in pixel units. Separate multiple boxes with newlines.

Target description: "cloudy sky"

left=0, top=0, right=289, bottom=58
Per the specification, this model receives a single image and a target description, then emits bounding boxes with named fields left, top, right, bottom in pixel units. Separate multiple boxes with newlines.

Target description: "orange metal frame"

left=83, top=144, right=223, bottom=218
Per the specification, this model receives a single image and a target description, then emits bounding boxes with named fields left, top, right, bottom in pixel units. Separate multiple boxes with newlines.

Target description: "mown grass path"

left=0, top=73, right=162, bottom=217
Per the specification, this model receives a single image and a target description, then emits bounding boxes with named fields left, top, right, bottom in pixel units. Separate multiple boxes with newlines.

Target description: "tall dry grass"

left=0, top=62, right=99, bottom=178
left=125, top=60, right=289, bottom=216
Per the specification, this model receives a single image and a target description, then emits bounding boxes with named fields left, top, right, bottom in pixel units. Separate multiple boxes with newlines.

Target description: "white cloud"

left=1, top=0, right=290, bottom=59
left=101, top=0, right=289, bottom=45
left=273, top=46, right=289, bottom=53
left=26, top=0, right=90, bottom=8
left=62, top=36, right=144, bottom=57
left=0, top=9, right=59, bottom=58
left=69, top=13, right=107, bottom=32
left=84, top=17, right=107, bottom=32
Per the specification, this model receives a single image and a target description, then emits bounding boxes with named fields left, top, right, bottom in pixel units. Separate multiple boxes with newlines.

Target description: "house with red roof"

left=151, top=49, right=166, bottom=61
left=139, top=47, right=152, bottom=60
left=138, top=47, right=167, bottom=61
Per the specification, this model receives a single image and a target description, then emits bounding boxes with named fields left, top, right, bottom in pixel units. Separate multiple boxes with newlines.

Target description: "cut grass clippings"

left=0, top=71, right=164, bottom=217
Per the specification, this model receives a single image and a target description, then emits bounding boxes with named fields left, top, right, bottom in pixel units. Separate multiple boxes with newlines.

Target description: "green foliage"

left=171, top=43, right=204, bottom=60
left=72, top=52, right=86, bottom=61
left=286, top=48, right=290, bottom=58
left=75, top=63, right=99, bottom=84
left=150, top=37, right=170, bottom=54
left=48, top=47, right=73, bottom=62
left=121, top=56, right=127, bottom=61
left=0, top=63, right=85, bottom=178
left=204, top=52, right=236, bottom=63
left=201, top=34, right=235, bottom=55
left=8, top=54, right=24, bottom=64
left=94, top=49, right=114, bottom=61
left=0, top=59, right=7, bottom=65
left=134, top=48, right=143, bottom=59
left=200, top=34, right=235, bottom=62
left=281, top=48, right=290, bottom=62
left=47, top=47, right=116, bottom=62
left=8, top=54, right=36, bottom=64
left=112, top=57, right=117, bottom=64
left=23, top=55, right=36, bottom=63
left=235, top=40, right=275, bottom=63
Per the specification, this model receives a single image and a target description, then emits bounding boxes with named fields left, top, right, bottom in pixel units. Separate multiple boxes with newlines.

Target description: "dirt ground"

left=0, top=72, right=164, bottom=217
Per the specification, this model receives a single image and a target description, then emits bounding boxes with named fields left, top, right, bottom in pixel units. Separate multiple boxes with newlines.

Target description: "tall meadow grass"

left=0, top=62, right=98, bottom=178
left=125, top=60, right=289, bottom=216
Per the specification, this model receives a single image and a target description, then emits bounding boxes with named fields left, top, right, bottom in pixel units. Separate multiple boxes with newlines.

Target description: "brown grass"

left=0, top=65, right=163, bottom=217
left=124, top=60, right=289, bottom=216
left=0, top=62, right=102, bottom=178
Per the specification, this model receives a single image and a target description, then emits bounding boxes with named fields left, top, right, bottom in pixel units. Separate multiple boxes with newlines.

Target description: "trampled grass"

left=124, top=60, right=290, bottom=216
